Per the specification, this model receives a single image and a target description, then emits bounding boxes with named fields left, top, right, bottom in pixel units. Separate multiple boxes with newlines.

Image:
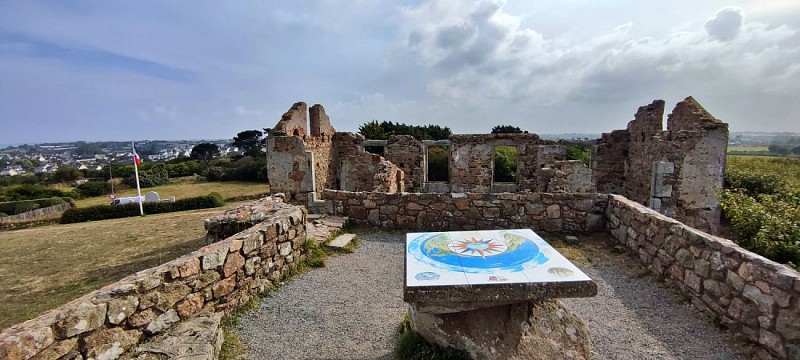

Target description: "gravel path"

left=237, top=231, right=744, bottom=360
left=561, top=238, right=744, bottom=360
left=238, top=231, right=406, bottom=360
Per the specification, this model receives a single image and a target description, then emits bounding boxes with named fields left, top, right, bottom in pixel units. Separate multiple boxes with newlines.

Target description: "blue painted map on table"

left=406, top=229, right=591, bottom=287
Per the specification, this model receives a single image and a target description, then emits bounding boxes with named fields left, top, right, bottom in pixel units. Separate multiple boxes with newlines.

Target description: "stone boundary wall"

left=324, top=190, right=607, bottom=233
left=0, top=200, right=307, bottom=360
left=0, top=203, right=73, bottom=224
left=606, top=195, right=800, bottom=359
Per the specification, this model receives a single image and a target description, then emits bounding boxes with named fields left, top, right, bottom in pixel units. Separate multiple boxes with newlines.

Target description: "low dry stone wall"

left=606, top=195, right=800, bottom=359
left=0, top=199, right=307, bottom=360
left=0, top=203, right=73, bottom=224
left=324, top=190, right=607, bottom=233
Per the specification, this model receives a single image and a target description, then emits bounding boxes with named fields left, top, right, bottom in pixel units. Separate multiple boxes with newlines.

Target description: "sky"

left=1, top=0, right=799, bottom=144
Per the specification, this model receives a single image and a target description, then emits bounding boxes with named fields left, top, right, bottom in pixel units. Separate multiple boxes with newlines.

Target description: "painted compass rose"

left=447, top=237, right=508, bottom=258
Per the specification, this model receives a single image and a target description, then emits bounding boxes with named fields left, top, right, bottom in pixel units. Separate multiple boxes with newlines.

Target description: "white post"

left=132, top=142, right=144, bottom=216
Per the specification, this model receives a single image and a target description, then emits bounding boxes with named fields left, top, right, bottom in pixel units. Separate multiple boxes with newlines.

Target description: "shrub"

left=0, top=197, right=68, bottom=216
left=75, top=181, right=110, bottom=197
left=220, top=160, right=267, bottom=182
left=720, top=190, right=799, bottom=267
left=0, top=184, right=70, bottom=202
left=60, top=193, right=225, bottom=224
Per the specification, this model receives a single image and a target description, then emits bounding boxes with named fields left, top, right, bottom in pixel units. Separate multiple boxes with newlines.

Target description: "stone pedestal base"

left=409, top=300, right=590, bottom=360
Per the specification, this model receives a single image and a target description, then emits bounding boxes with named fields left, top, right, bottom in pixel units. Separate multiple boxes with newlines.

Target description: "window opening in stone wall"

left=493, top=145, right=517, bottom=183
left=364, top=146, right=385, bottom=156
left=427, top=145, right=449, bottom=182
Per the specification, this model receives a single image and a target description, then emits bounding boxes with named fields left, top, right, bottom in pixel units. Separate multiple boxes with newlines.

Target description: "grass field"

left=74, top=181, right=270, bottom=207
left=0, top=203, right=251, bottom=330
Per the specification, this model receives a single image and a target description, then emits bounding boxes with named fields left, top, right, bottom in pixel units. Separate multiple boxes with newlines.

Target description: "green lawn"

left=74, top=181, right=269, bottom=207
left=0, top=204, right=252, bottom=330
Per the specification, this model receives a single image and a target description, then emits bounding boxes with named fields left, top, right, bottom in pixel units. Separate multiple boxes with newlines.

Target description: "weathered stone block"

left=54, top=302, right=107, bottom=339
left=0, top=326, right=54, bottom=360
left=127, top=309, right=156, bottom=328
left=212, top=276, right=236, bottom=298
left=155, top=282, right=192, bottom=312
left=80, top=327, right=140, bottom=360
left=28, top=338, right=76, bottom=360
left=145, top=309, right=180, bottom=335
left=242, top=232, right=264, bottom=255
left=202, top=247, right=227, bottom=270
left=410, top=300, right=590, bottom=360
left=190, top=270, right=221, bottom=292
left=222, top=252, right=246, bottom=278
left=742, top=285, right=774, bottom=313
left=776, top=308, right=800, bottom=341
left=107, top=296, right=139, bottom=325
left=176, top=293, right=205, bottom=318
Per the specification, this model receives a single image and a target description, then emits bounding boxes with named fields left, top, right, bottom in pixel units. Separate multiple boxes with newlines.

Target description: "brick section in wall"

left=0, top=199, right=308, bottom=360
left=606, top=195, right=800, bottom=359
left=324, top=190, right=607, bottom=233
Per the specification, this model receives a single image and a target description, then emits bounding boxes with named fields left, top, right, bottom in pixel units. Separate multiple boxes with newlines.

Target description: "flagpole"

left=132, top=142, right=144, bottom=216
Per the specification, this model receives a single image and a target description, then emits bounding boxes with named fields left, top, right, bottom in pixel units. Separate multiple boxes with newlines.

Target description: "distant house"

left=34, top=163, right=58, bottom=174
left=95, top=154, right=107, bottom=161
left=0, top=165, right=22, bottom=176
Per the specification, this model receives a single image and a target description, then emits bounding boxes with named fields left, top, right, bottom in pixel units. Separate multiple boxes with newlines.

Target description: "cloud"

left=705, top=7, right=744, bottom=42
left=398, top=0, right=800, bottom=119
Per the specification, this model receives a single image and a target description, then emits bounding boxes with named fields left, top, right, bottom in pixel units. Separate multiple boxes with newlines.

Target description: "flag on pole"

left=132, top=142, right=144, bottom=216
left=132, top=146, right=142, bottom=165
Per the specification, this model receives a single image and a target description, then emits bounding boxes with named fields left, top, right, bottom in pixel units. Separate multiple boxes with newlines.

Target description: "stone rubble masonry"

left=331, top=132, right=405, bottom=193
left=324, top=190, right=607, bottom=233
left=606, top=195, right=800, bottom=360
left=0, top=197, right=308, bottom=360
left=593, top=97, right=728, bottom=234
left=271, top=102, right=308, bottom=138
left=385, top=135, right=424, bottom=191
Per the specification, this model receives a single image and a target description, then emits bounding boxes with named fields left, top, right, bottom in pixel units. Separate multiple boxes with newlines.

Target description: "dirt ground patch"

left=0, top=204, right=241, bottom=330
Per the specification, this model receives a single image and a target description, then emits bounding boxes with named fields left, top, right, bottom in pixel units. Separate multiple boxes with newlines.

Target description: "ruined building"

left=266, top=96, right=728, bottom=234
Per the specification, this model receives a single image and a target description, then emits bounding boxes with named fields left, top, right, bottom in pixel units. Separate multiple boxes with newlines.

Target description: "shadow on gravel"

left=563, top=235, right=745, bottom=360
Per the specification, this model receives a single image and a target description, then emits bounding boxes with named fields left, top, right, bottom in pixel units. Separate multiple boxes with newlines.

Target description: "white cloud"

left=396, top=0, right=800, bottom=132
left=705, top=7, right=744, bottom=42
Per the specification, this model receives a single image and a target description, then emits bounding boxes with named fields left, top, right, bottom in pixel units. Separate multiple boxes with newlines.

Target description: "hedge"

left=0, top=197, right=73, bottom=216
left=60, top=193, right=224, bottom=224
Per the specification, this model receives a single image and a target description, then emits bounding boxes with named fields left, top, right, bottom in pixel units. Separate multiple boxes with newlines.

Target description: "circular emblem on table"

left=447, top=237, right=508, bottom=257
left=415, top=272, right=440, bottom=281
left=413, top=231, right=549, bottom=272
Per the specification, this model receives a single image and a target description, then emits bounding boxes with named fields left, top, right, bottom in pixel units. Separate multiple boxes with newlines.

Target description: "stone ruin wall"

left=607, top=195, right=800, bottom=360
left=385, top=135, right=425, bottom=191
left=448, top=133, right=545, bottom=193
left=0, top=198, right=308, bottom=360
left=332, top=132, right=404, bottom=193
left=325, top=190, right=607, bottom=233
left=324, top=190, right=800, bottom=359
left=592, top=97, right=728, bottom=234
left=267, top=103, right=404, bottom=204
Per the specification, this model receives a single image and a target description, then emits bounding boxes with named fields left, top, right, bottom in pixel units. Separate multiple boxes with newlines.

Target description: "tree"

left=357, top=120, right=451, bottom=140
left=491, top=125, right=524, bottom=134
left=232, top=130, right=265, bottom=158
left=53, top=167, right=82, bottom=183
left=191, top=143, right=221, bottom=168
left=358, top=120, right=388, bottom=140
left=768, top=144, right=790, bottom=156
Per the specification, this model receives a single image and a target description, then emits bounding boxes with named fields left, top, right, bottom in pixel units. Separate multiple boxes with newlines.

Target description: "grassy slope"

left=74, top=181, right=269, bottom=207
left=0, top=204, right=243, bottom=330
